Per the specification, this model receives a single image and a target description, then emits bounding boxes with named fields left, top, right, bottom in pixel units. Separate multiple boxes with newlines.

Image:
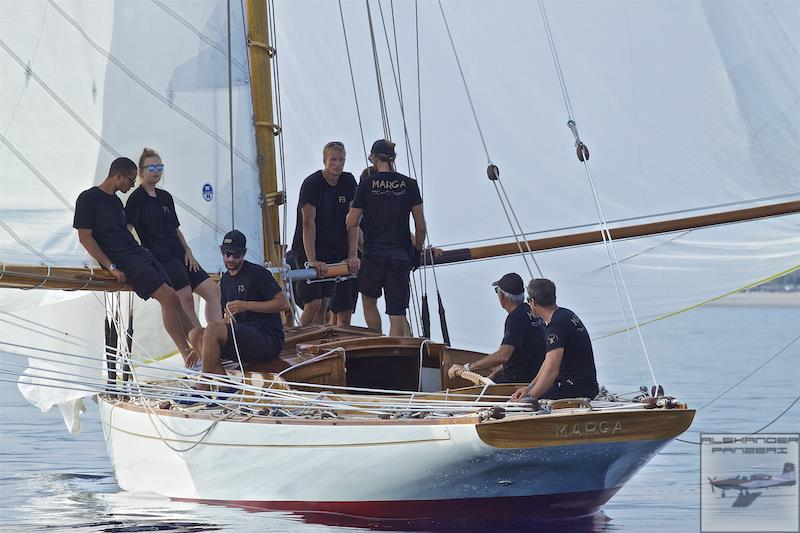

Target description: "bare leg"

left=314, top=297, right=331, bottom=324
left=335, top=310, right=353, bottom=326
left=389, top=315, right=410, bottom=337
left=362, top=296, right=382, bottom=333
left=188, top=327, right=205, bottom=362
left=151, top=284, right=193, bottom=363
left=194, top=278, right=222, bottom=323
left=197, top=321, right=229, bottom=390
left=300, top=298, right=322, bottom=326
left=177, top=286, right=201, bottom=330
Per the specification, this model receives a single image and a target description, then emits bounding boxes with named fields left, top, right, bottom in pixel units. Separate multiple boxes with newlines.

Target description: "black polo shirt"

left=290, top=170, right=357, bottom=264
left=73, top=187, right=140, bottom=261
left=125, top=186, right=184, bottom=261
left=545, top=307, right=598, bottom=387
left=351, top=170, right=422, bottom=258
left=497, top=303, right=546, bottom=383
left=220, top=261, right=284, bottom=340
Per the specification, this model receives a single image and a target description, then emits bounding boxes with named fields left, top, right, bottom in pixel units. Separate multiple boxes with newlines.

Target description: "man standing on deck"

left=289, top=141, right=360, bottom=326
left=346, top=139, right=427, bottom=336
left=511, top=278, right=599, bottom=401
left=187, top=230, right=290, bottom=390
left=448, top=273, right=545, bottom=383
left=73, top=157, right=195, bottom=366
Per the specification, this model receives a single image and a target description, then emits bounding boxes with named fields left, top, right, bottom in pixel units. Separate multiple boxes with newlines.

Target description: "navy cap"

left=370, top=139, right=396, bottom=161
left=492, top=273, right=524, bottom=296
left=221, top=230, right=246, bottom=253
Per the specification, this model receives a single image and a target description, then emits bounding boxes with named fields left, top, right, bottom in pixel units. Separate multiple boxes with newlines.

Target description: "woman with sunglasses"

left=125, top=148, right=222, bottom=337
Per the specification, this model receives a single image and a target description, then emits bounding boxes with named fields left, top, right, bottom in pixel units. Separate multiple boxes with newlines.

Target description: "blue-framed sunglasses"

left=145, top=163, right=164, bottom=172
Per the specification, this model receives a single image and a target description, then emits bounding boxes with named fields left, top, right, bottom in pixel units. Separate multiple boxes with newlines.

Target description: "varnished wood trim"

left=433, top=200, right=800, bottom=265
left=476, top=409, right=695, bottom=448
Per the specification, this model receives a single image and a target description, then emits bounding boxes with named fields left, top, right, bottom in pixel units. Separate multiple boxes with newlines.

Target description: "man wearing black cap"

left=73, top=157, right=195, bottom=366
left=511, top=278, right=599, bottom=402
left=346, top=139, right=426, bottom=336
left=448, top=273, right=545, bottom=383
left=188, top=230, right=290, bottom=387
left=289, top=141, right=360, bottom=326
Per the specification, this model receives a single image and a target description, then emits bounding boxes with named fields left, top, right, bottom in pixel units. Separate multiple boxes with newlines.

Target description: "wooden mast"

left=246, top=0, right=283, bottom=268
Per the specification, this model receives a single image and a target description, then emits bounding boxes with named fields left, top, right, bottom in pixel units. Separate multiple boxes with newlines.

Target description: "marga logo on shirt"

left=372, top=179, right=406, bottom=190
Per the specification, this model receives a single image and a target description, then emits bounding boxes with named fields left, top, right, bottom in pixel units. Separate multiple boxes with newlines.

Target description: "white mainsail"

left=0, top=0, right=798, bottom=425
left=1, top=0, right=263, bottom=428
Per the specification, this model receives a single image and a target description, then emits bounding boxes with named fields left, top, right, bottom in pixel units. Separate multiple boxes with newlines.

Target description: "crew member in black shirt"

left=73, top=157, right=195, bottom=365
left=511, top=278, right=599, bottom=401
left=346, top=140, right=426, bottom=336
left=289, top=142, right=360, bottom=326
left=188, top=230, right=290, bottom=390
left=448, top=273, right=545, bottom=383
left=125, top=147, right=222, bottom=330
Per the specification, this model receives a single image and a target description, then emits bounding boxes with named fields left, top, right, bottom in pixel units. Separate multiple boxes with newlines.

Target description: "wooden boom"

left=1, top=200, right=797, bottom=291
left=426, top=200, right=800, bottom=266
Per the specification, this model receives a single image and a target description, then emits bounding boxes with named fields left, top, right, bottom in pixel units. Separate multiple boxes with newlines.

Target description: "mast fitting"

left=567, top=119, right=590, bottom=162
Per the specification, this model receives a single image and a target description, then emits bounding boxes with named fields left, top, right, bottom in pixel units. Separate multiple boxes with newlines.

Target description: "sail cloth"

left=274, top=0, right=799, bottom=352
left=0, top=1, right=798, bottom=427
left=1, top=1, right=263, bottom=428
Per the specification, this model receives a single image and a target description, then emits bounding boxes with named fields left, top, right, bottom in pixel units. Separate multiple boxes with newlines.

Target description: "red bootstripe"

left=174, top=487, right=621, bottom=521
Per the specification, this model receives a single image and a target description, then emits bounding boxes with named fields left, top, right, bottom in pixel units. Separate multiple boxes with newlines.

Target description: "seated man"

left=73, top=157, right=194, bottom=364
left=511, top=278, right=599, bottom=402
left=189, top=230, right=290, bottom=391
left=448, top=273, right=545, bottom=383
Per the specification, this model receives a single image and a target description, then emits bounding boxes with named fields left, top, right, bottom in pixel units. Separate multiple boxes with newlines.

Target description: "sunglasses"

left=324, top=141, right=344, bottom=149
left=144, top=163, right=165, bottom=172
left=222, top=250, right=244, bottom=259
left=124, top=174, right=137, bottom=183
left=494, top=286, right=500, bottom=294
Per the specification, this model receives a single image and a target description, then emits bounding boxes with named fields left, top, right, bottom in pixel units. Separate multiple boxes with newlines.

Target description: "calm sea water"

left=1, top=304, right=798, bottom=532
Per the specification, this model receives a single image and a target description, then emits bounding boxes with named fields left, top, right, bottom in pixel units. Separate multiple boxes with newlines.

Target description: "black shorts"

left=221, top=323, right=283, bottom=365
left=358, top=255, right=411, bottom=316
left=114, top=248, right=171, bottom=300
left=329, top=278, right=359, bottom=314
left=159, top=257, right=210, bottom=291
left=295, top=277, right=335, bottom=304
left=290, top=254, right=336, bottom=305
left=541, top=379, right=599, bottom=400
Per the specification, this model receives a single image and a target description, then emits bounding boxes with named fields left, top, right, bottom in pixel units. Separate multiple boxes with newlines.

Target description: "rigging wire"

left=268, top=0, right=290, bottom=256
left=365, top=0, right=392, bottom=139
left=227, top=0, right=235, bottom=229
left=436, top=1, right=541, bottom=280
left=536, top=0, right=654, bottom=386
left=337, top=0, right=369, bottom=165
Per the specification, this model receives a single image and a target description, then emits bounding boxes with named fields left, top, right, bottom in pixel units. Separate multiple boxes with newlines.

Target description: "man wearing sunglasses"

left=510, top=278, right=599, bottom=403
left=288, top=141, right=360, bottom=325
left=448, top=273, right=545, bottom=384
left=73, top=157, right=195, bottom=365
left=187, top=230, right=290, bottom=386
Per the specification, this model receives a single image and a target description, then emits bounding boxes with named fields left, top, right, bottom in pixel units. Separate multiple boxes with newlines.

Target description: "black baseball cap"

left=492, top=273, right=524, bottom=296
left=221, top=230, right=246, bottom=253
left=370, top=139, right=396, bottom=161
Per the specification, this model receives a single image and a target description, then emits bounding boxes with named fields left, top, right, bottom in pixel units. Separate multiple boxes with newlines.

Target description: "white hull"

left=99, top=396, right=685, bottom=519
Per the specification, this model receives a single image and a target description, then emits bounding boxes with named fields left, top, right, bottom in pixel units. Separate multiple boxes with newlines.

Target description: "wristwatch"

left=463, top=363, right=471, bottom=372
left=108, top=264, right=117, bottom=271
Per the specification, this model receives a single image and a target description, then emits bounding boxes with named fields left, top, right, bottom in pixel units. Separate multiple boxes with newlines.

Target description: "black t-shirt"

left=124, top=187, right=184, bottom=261
left=220, top=261, right=283, bottom=339
left=290, top=170, right=357, bottom=264
left=73, top=187, right=141, bottom=261
left=351, top=171, right=422, bottom=258
left=545, top=307, right=598, bottom=386
left=497, top=303, right=546, bottom=383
